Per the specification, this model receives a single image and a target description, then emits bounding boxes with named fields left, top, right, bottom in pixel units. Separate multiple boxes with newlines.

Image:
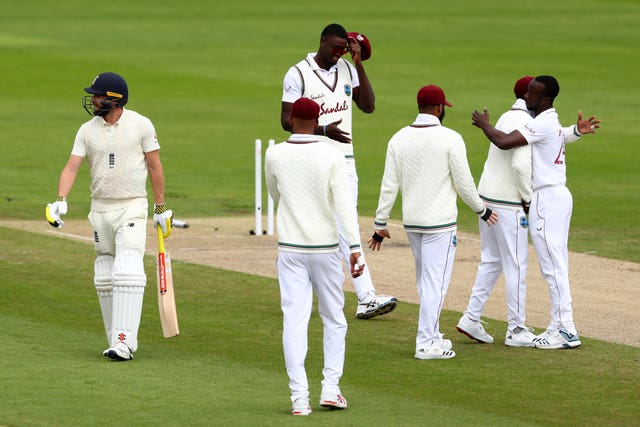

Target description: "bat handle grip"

left=157, top=226, right=165, bottom=253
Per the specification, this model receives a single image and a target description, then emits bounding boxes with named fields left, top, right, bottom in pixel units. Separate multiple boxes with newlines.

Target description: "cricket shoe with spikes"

left=320, top=391, right=348, bottom=409
left=355, top=293, right=397, bottom=319
left=291, top=397, right=312, bottom=416
left=105, top=342, right=133, bottom=361
left=456, top=315, right=494, bottom=343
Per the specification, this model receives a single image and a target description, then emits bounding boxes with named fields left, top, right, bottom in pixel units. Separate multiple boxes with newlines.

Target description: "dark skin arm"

left=348, top=36, right=375, bottom=114
left=281, top=102, right=348, bottom=140
left=471, top=108, right=527, bottom=150
left=472, top=108, right=602, bottom=150
left=281, top=102, right=351, bottom=142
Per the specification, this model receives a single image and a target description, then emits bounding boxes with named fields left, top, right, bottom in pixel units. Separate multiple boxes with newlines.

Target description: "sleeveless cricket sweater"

left=294, top=57, right=355, bottom=158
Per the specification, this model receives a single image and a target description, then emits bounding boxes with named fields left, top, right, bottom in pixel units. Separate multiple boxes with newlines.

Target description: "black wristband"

left=371, top=232, right=384, bottom=243
left=480, top=208, right=493, bottom=222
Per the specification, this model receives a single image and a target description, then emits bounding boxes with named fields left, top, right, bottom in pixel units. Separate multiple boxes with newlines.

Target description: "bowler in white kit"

left=472, top=75, right=600, bottom=350
left=458, top=76, right=585, bottom=347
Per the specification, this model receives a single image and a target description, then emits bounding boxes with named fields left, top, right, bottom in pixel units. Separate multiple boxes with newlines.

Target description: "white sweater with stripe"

left=374, top=114, right=486, bottom=234
left=265, top=134, right=362, bottom=253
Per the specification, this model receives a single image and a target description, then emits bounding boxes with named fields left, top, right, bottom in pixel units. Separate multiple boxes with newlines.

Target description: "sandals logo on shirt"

left=319, top=100, right=349, bottom=116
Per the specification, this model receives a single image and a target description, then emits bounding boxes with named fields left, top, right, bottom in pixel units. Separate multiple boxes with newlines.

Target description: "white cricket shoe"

left=456, top=315, right=494, bottom=344
left=505, top=326, right=537, bottom=347
left=415, top=344, right=456, bottom=360
left=291, top=397, right=312, bottom=416
left=535, top=329, right=581, bottom=350
left=355, top=294, right=397, bottom=319
left=532, top=327, right=557, bottom=344
left=105, top=342, right=133, bottom=361
left=438, top=338, right=453, bottom=351
left=319, top=391, right=348, bottom=409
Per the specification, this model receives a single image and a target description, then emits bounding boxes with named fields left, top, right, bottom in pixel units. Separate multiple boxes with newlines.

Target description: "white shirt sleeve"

left=71, top=124, right=87, bottom=157
left=562, top=125, right=582, bottom=144
left=141, top=117, right=160, bottom=153
left=282, top=67, right=303, bottom=103
left=519, top=120, right=548, bottom=145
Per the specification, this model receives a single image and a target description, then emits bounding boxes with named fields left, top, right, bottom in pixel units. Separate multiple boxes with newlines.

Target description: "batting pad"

left=111, top=251, right=146, bottom=352
left=94, top=255, right=114, bottom=345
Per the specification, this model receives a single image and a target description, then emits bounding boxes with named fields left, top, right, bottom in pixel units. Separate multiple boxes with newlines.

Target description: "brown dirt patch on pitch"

left=10, top=216, right=639, bottom=347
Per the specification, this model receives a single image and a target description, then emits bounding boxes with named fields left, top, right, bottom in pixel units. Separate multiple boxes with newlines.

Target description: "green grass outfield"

left=0, top=0, right=638, bottom=261
left=1, top=228, right=639, bottom=426
left=1, top=0, right=639, bottom=425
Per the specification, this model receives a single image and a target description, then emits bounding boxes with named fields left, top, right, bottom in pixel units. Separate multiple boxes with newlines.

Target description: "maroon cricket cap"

left=417, top=84, right=452, bottom=107
left=291, top=97, right=320, bottom=120
left=514, top=76, right=535, bottom=99
left=347, top=31, right=371, bottom=61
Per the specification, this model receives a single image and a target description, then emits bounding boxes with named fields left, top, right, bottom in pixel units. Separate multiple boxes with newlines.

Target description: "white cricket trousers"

left=336, top=159, right=375, bottom=302
left=277, top=251, right=347, bottom=400
left=89, top=198, right=147, bottom=352
left=465, top=207, right=529, bottom=330
left=407, top=231, right=456, bottom=350
left=529, top=185, right=577, bottom=334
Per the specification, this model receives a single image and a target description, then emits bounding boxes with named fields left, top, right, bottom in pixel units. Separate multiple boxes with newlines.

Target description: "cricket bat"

left=157, top=226, right=179, bottom=338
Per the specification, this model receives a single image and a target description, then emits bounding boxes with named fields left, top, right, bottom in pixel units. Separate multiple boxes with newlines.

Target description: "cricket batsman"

left=46, top=71, right=173, bottom=361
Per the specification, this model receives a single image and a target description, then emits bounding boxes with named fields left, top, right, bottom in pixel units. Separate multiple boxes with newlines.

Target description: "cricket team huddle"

left=45, top=22, right=600, bottom=417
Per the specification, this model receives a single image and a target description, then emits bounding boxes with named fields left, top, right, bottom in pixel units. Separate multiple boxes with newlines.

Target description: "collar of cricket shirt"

left=411, top=113, right=441, bottom=127
left=287, top=134, right=320, bottom=144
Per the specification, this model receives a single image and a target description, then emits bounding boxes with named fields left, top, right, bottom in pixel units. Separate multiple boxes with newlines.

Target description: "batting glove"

left=46, top=198, right=68, bottom=228
left=153, top=203, right=173, bottom=238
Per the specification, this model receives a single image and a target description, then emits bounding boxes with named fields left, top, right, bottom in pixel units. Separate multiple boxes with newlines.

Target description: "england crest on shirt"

left=344, top=84, right=351, bottom=96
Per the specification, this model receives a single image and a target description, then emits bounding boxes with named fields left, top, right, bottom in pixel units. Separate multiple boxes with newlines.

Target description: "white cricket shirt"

left=282, top=53, right=359, bottom=158
left=518, top=108, right=566, bottom=191
left=71, top=109, right=159, bottom=205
